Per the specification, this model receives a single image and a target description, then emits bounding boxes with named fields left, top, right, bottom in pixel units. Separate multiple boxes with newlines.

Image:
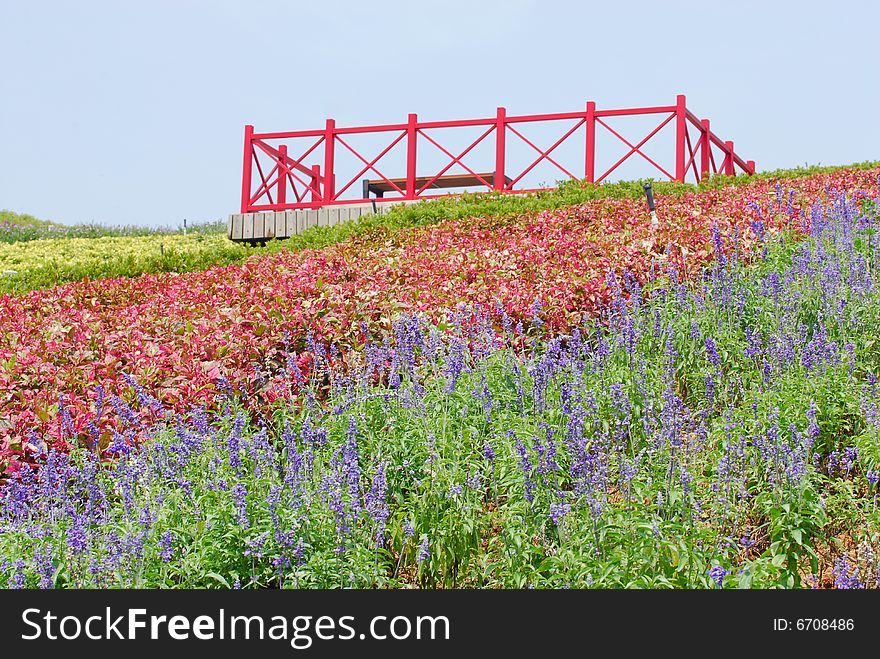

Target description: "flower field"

left=1, top=168, right=877, bottom=469
left=1, top=165, right=880, bottom=588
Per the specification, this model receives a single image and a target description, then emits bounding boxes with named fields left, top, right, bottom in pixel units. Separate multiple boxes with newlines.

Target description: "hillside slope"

left=1, top=165, right=877, bottom=460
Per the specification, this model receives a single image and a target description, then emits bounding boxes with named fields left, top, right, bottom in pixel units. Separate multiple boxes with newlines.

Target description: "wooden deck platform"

left=227, top=200, right=418, bottom=244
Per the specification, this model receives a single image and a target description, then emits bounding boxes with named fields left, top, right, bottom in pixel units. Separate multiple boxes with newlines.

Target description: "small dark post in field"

left=643, top=182, right=658, bottom=228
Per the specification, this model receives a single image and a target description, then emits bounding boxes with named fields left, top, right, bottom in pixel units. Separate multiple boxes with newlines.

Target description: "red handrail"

left=240, top=94, right=755, bottom=213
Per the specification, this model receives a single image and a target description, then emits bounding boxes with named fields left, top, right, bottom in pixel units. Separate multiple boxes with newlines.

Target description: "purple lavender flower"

left=826, top=450, right=840, bottom=476
left=417, top=536, right=430, bottom=563
left=232, top=483, right=249, bottom=527
left=34, top=547, right=55, bottom=589
left=705, top=373, right=716, bottom=405
left=57, top=393, right=76, bottom=443
left=483, top=440, right=496, bottom=465
left=190, top=406, right=210, bottom=435
left=704, top=336, right=720, bottom=368
left=366, top=463, right=389, bottom=547
left=159, top=531, right=175, bottom=562
left=293, top=538, right=306, bottom=565
left=841, top=447, right=858, bottom=474
left=10, top=560, right=27, bottom=589
left=708, top=565, right=728, bottom=588
left=749, top=216, right=766, bottom=240
left=67, top=515, right=88, bottom=555
left=620, top=452, right=642, bottom=488
left=833, top=556, right=865, bottom=589
left=550, top=502, right=571, bottom=525
left=444, top=339, right=466, bottom=393
left=244, top=532, right=269, bottom=558
left=122, top=373, right=163, bottom=411
left=806, top=401, right=821, bottom=444
left=679, top=464, right=693, bottom=496
left=344, top=417, right=362, bottom=515
left=659, top=386, right=685, bottom=450
left=743, top=326, right=762, bottom=359
left=227, top=412, right=245, bottom=472
left=710, top=224, right=724, bottom=258
left=531, top=297, right=544, bottom=329
left=762, top=359, right=772, bottom=384
left=110, top=394, right=141, bottom=428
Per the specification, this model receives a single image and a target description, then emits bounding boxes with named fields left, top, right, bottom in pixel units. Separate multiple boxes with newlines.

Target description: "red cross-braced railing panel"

left=240, top=95, right=755, bottom=213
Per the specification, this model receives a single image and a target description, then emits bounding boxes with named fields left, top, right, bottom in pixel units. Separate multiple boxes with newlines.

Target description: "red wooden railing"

left=240, top=94, right=755, bottom=213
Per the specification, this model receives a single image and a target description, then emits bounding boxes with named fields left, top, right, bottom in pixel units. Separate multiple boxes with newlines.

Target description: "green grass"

left=0, top=209, right=196, bottom=244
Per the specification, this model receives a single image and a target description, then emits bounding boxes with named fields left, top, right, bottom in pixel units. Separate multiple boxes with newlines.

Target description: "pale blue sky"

left=1, top=0, right=877, bottom=227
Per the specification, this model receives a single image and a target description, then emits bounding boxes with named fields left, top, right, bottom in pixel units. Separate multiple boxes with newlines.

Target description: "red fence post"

left=494, top=107, right=507, bottom=191
left=323, top=119, right=336, bottom=204
left=240, top=124, right=254, bottom=213
left=747, top=159, right=756, bottom=175
left=406, top=113, right=418, bottom=200
left=675, top=94, right=686, bottom=182
left=585, top=101, right=596, bottom=183
left=724, top=140, right=735, bottom=175
left=310, top=165, right=321, bottom=208
left=700, top=119, right=710, bottom=182
left=277, top=144, right=287, bottom=208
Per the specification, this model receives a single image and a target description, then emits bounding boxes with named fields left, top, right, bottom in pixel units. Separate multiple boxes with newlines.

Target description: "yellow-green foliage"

left=1, top=232, right=223, bottom=269
left=0, top=232, right=273, bottom=294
